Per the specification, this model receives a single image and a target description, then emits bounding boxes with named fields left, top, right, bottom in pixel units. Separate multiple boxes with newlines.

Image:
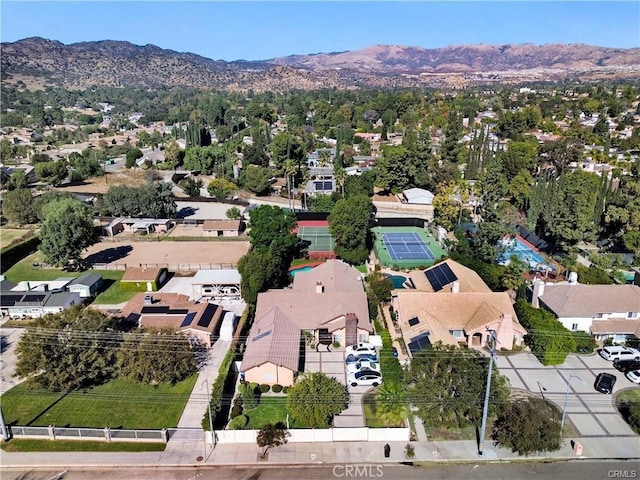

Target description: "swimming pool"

left=290, top=266, right=314, bottom=276
left=500, top=237, right=554, bottom=271
left=384, top=274, right=408, bottom=289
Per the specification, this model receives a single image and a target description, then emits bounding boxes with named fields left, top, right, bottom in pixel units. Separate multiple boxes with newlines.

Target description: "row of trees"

left=15, top=307, right=203, bottom=391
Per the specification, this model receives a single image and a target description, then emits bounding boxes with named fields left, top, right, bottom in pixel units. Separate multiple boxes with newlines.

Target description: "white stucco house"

left=531, top=278, right=640, bottom=342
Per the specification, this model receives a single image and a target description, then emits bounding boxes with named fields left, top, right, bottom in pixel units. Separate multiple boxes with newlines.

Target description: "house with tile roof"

left=119, top=292, right=224, bottom=347
left=394, top=259, right=525, bottom=353
left=240, top=260, right=372, bottom=386
left=531, top=278, right=640, bottom=343
left=394, top=291, right=525, bottom=353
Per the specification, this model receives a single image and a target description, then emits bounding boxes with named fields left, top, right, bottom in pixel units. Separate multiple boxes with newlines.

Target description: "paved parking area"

left=496, top=351, right=639, bottom=438
left=304, top=349, right=368, bottom=427
left=0, top=327, right=26, bottom=394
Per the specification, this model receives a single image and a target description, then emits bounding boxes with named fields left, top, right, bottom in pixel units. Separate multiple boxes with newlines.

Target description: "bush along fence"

left=8, top=425, right=169, bottom=443
left=0, top=234, right=39, bottom=273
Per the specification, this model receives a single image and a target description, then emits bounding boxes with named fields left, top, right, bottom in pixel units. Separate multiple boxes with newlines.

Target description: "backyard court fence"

left=88, top=262, right=237, bottom=271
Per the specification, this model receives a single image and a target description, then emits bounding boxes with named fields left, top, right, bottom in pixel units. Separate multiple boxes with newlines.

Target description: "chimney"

left=451, top=280, right=460, bottom=294
left=316, top=281, right=324, bottom=294
left=531, top=278, right=545, bottom=308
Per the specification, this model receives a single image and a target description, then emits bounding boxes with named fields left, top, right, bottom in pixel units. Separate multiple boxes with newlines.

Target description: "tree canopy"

left=39, top=197, right=95, bottom=267
left=287, top=372, right=349, bottom=428
left=406, top=343, right=509, bottom=429
left=328, top=194, right=372, bottom=265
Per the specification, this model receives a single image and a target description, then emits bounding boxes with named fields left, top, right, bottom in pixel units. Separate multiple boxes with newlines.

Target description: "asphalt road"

left=4, top=461, right=640, bottom=480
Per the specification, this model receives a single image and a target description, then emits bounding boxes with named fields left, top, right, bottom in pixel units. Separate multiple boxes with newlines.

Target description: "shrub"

left=283, top=386, right=290, bottom=394
left=241, top=382, right=259, bottom=409
left=228, top=414, right=248, bottom=430
left=272, top=384, right=283, bottom=393
left=332, top=341, right=341, bottom=349
left=230, top=405, right=243, bottom=419
left=572, top=331, right=597, bottom=353
left=233, top=395, right=243, bottom=407
left=259, top=384, right=270, bottom=394
left=405, top=443, right=415, bottom=458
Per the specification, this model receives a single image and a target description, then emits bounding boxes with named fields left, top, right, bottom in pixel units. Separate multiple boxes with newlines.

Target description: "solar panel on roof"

left=408, top=317, right=420, bottom=327
left=23, top=294, right=46, bottom=303
left=424, top=263, right=457, bottom=291
left=180, top=312, right=197, bottom=327
left=196, top=304, right=218, bottom=328
left=408, top=333, right=432, bottom=353
left=253, top=329, right=272, bottom=342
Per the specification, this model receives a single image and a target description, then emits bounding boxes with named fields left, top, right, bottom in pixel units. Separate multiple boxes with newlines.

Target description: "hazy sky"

left=2, top=1, right=638, bottom=61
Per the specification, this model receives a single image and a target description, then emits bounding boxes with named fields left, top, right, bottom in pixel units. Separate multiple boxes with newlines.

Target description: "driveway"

left=304, top=349, right=367, bottom=427
left=496, top=351, right=639, bottom=438
left=0, top=327, right=26, bottom=394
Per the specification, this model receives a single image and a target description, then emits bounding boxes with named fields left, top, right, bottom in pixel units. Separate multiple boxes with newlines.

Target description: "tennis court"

left=297, top=226, right=335, bottom=253
left=373, top=226, right=446, bottom=269
left=381, top=232, right=436, bottom=261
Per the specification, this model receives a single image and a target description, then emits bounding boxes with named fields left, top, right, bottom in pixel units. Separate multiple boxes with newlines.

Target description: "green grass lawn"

left=1, top=376, right=197, bottom=429
left=92, top=271, right=135, bottom=304
left=616, top=388, right=640, bottom=434
left=1, top=439, right=166, bottom=452
left=245, top=396, right=291, bottom=429
left=0, top=228, right=33, bottom=250
left=362, top=391, right=405, bottom=428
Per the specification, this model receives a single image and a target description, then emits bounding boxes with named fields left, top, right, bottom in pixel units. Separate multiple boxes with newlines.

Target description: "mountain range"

left=2, top=37, right=639, bottom=92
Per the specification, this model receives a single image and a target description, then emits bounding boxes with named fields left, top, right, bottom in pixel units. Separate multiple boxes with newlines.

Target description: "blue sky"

left=1, top=1, right=638, bottom=61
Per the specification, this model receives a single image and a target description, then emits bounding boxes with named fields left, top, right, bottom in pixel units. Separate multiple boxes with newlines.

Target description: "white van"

left=599, top=346, right=640, bottom=362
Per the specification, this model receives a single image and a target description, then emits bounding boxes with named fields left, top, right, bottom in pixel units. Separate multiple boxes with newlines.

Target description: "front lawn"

left=362, top=391, right=405, bottom=428
left=1, top=439, right=166, bottom=452
left=245, top=396, right=291, bottom=429
left=616, top=388, right=640, bottom=434
left=92, top=270, right=135, bottom=304
left=1, top=376, right=197, bottom=429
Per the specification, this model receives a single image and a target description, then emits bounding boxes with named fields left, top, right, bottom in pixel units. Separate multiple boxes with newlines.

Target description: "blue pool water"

left=500, top=237, right=554, bottom=271
left=385, top=274, right=407, bottom=289
left=290, top=266, right=314, bottom=276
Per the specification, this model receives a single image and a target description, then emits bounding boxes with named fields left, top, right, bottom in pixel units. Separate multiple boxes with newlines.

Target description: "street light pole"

left=560, top=374, right=584, bottom=434
left=201, top=379, right=214, bottom=457
left=478, top=329, right=497, bottom=456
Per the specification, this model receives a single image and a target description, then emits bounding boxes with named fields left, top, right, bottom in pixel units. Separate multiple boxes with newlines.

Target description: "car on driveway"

left=346, top=359, right=380, bottom=374
left=626, top=369, right=640, bottom=384
left=345, top=343, right=377, bottom=356
left=599, top=346, right=640, bottom=362
left=347, top=369, right=383, bottom=387
left=594, top=372, right=617, bottom=394
left=345, top=352, right=377, bottom=364
left=613, top=359, right=640, bottom=373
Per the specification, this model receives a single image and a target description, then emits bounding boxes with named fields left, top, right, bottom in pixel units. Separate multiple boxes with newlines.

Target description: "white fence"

left=9, top=425, right=169, bottom=443
left=215, top=427, right=409, bottom=444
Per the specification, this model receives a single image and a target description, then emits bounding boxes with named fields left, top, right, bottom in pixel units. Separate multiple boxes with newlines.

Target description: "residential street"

left=3, top=460, right=640, bottom=480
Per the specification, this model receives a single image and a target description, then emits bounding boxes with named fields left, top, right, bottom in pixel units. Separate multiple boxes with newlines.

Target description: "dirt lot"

left=55, top=169, right=151, bottom=194
left=82, top=240, right=250, bottom=267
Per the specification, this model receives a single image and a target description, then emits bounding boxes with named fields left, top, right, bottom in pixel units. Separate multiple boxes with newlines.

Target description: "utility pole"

left=0, top=405, right=10, bottom=441
left=478, top=328, right=497, bottom=456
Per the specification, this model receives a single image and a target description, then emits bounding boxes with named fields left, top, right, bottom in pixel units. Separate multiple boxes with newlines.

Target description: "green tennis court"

left=372, top=226, right=446, bottom=269
left=297, top=226, right=335, bottom=252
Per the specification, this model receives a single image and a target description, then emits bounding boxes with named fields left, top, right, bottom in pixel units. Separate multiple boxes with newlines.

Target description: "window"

left=572, top=323, right=578, bottom=331
left=358, top=333, right=368, bottom=343
left=595, top=313, right=604, bottom=319
left=627, top=312, right=638, bottom=319
left=450, top=330, right=463, bottom=339
left=333, top=334, right=343, bottom=344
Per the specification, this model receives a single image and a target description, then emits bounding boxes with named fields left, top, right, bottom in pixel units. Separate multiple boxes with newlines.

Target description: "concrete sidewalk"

left=2, top=434, right=639, bottom=469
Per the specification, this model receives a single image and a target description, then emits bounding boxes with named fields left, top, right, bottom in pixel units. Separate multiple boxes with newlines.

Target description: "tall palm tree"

left=334, top=165, right=346, bottom=198
left=283, top=158, right=297, bottom=211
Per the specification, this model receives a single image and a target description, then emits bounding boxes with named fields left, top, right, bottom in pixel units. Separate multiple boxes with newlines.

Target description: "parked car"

left=345, top=353, right=378, bottom=364
left=345, top=343, right=376, bottom=356
left=625, top=369, right=640, bottom=384
left=613, top=359, right=640, bottom=373
left=594, top=372, right=617, bottom=394
left=392, top=347, right=398, bottom=358
left=346, top=359, right=381, bottom=374
left=599, top=346, right=640, bottom=362
left=347, top=369, right=383, bottom=387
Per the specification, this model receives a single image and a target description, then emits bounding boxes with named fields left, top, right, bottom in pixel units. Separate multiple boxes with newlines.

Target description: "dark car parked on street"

left=594, top=372, right=617, bottom=394
left=613, top=359, right=640, bottom=373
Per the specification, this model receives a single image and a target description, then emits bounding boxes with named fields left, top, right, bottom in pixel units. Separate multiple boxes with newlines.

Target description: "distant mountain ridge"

left=2, top=37, right=639, bottom=91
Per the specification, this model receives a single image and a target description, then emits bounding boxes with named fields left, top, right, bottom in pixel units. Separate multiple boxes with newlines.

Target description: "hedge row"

left=374, top=318, right=403, bottom=387
left=0, top=235, right=40, bottom=272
